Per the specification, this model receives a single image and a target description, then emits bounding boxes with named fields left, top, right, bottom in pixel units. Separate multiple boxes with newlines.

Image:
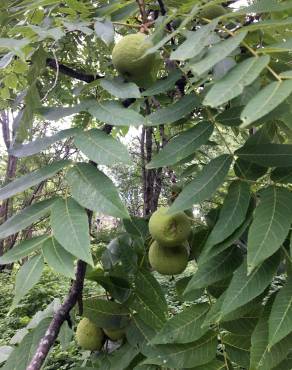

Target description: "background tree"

left=0, top=0, right=292, bottom=369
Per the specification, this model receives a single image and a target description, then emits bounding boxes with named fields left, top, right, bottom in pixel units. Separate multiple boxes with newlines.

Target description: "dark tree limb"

left=27, top=124, right=110, bottom=370
left=157, top=0, right=167, bottom=15
left=27, top=260, right=87, bottom=370
left=46, top=58, right=103, bottom=83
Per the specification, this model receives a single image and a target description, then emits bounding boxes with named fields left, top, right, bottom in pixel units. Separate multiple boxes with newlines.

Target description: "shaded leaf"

left=131, top=270, right=168, bottom=330
left=109, top=343, right=140, bottom=370
left=74, top=129, right=131, bottom=166
left=271, top=167, right=292, bottom=184
left=220, top=254, right=280, bottom=318
left=185, top=247, right=242, bottom=292
left=0, top=160, right=70, bottom=201
left=170, top=21, right=217, bottom=61
left=240, top=80, right=292, bottom=127
left=151, top=303, right=209, bottom=344
left=142, top=332, right=217, bottom=368
left=234, top=159, right=267, bottom=181
left=269, top=277, right=292, bottom=348
left=204, top=56, right=270, bottom=107
left=42, top=237, right=75, bottom=279
left=147, top=121, right=213, bottom=169
left=143, top=69, right=182, bottom=96
left=146, top=94, right=200, bottom=126
left=50, top=198, right=93, bottom=265
left=169, top=154, right=232, bottom=214
left=216, top=106, right=243, bottom=127
left=204, top=180, right=250, bottom=249
left=83, top=298, right=129, bottom=329
left=0, top=198, right=57, bottom=239
left=9, top=128, right=79, bottom=158
left=190, top=32, right=247, bottom=77
left=12, top=255, right=44, bottom=309
left=0, top=235, right=49, bottom=264
left=247, top=186, right=292, bottom=272
left=235, top=144, right=292, bottom=167
left=100, top=78, right=141, bottom=99
left=66, top=163, right=129, bottom=219
left=223, top=333, right=250, bottom=368
left=250, top=298, right=292, bottom=370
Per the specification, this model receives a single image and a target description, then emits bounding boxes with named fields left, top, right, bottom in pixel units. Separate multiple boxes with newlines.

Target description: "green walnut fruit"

left=199, top=4, right=226, bottom=20
left=103, top=327, right=125, bottom=341
left=149, top=207, right=191, bottom=247
left=148, top=241, right=188, bottom=275
left=112, top=33, right=159, bottom=88
left=76, top=318, right=104, bottom=351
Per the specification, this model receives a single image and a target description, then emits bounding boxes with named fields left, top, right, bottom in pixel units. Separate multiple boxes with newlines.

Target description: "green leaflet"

left=11, top=254, right=44, bottom=311
left=42, top=237, right=75, bottom=279
left=146, top=94, right=200, bottom=126
left=50, top=197, right=93, bottom=265
left=220, top=254, right=280, bottom=318
left=235, top=144, right=292, bottom=168
left=185, top=247, right=242, bottom=292
left=151, top=303, right=209, bottom=344
left=169, top=154, right=232, bottom=214
left=141, top=332, right=217, bottom=368
left=240, top=80, right=292, bottom=127
left=271, top=167, right=292, bottom=184
left=147, top=121, right=213, bottom=168
left=250, top=297, right=292, bottom=370
left=99, top=78, right=141, bottom=99
left=9, top=128, right=80, bottom=158
left=170, top=20, right=217, bottom=61
left=0, top=235, right=49, bottom=264
left=0, top=198, right=57, bottom=239
left=203, top=180, right=250, bottom=250
left=0, top=160, right=70, bottom=201
left=130, top=270, right=168, bottom=331
left=74, top=129, right=131, bottom=166
left=83, top=298, right=130, bottom=329
left=204, top=56, right=270, bottom=107
left=2, top=318, right=51, bottom=370
left=142, top=69, right=182, bottom=96
left=247, top=186, right=292, bottom=272
left=268, top=277, right=292, bottom=348
left=66, top=163, right=129, bottom=219
left=189, top=32, right=247, bottom=77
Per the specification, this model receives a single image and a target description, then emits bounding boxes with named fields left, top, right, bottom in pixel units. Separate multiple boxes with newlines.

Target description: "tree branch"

left=27, top=260, right=87, bottom=370
left=27, top=124, right=111, bottom=369
left=157, top=0, right=167, bottom=16
left=46, top=58, right=103, bottom=83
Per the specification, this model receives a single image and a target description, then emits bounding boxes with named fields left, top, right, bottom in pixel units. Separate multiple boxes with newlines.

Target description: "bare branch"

left=46, top=58, right=103, bottom=82
left=27, top=260, right=87, bottom=370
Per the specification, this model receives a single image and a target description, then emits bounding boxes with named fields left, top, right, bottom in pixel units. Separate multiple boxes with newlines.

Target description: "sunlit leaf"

left=66, top=163, right=129, bottom=219
left=74, top=129, right=131, bottom=166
